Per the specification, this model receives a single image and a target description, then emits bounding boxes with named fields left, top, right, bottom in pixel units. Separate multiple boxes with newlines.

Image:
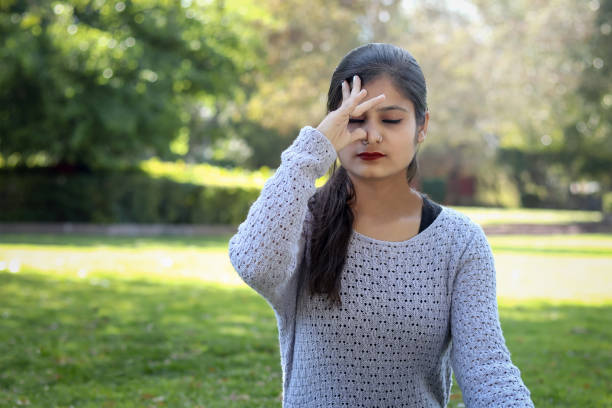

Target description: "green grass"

left=454, top=206, right=604, bottom=225
left=0, top=271, right=281, bottom=407
left=488, top=234, right=612, bottom=257
left=495, top=300, right=611, bottom=407
left=0, top=233, right=611, bottom=407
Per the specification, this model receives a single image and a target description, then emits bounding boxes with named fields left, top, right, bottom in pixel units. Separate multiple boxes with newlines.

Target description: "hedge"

left=0, top=166, right=453, bottom=225
left=0, top=168, right=260, bottom=225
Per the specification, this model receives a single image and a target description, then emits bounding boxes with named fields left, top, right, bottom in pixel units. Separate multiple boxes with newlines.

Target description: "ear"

left=417, top=129, right=425, bottom=143
left=417, top=110, right=430, bottom=143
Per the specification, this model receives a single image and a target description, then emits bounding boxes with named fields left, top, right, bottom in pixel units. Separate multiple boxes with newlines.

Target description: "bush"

left=0, top=168, right=260, bottom=225
left=421, top=178, right=446, bottom=203
left=603, top=192, right=612, bottom=215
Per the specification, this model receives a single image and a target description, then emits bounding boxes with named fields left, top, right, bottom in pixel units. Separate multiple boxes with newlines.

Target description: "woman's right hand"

left=316, top=75, right=386, bottom=153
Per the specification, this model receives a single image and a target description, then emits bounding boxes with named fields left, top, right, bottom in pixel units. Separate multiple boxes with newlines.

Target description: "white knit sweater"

left=228, top=126, right=534, bottom=407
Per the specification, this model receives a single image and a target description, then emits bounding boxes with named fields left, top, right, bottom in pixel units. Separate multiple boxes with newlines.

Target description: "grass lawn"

left=0, top=233, right=610, bottom=407
left=453, top=207, right=604, bottom=225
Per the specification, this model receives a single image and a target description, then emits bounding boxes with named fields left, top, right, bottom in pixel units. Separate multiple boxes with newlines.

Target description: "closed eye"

left=349, top=119, right=402, bottom=124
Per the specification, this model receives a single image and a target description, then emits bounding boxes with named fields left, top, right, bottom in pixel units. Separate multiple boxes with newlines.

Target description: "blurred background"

left=1, top=0, right=611, bottom=219
left=0, top=0, right=610, bottom=407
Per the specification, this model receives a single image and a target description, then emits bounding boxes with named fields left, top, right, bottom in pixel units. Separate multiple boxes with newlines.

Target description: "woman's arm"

left=228, top=126, right=337, bottom=311
left=450, top=223, right=534, bottom=407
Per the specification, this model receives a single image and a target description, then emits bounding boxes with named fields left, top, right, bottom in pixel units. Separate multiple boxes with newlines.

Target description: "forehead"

left=361, top=75, right=414, bottom=112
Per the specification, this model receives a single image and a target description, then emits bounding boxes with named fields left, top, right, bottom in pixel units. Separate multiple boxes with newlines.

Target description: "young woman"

left=229, top=43, right=534, bottom=407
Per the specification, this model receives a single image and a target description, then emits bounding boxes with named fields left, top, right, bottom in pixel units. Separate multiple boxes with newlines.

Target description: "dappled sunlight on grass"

left=488, top=234, right=612, bottom=257
left=494, top=254, right=611, bottom=302
left=218, top=326, right=253, bottom=337
left=0, top=234, right=245, bottom=287
left=1, top=233, right=610, bottom=303
left=454, top=207, right=603, bottom=225
left=0, top=270, right=282, bottom=407
left=139, top=157, right=276, bottom=189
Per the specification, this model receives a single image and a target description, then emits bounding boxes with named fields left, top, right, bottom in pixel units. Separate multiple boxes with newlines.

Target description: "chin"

left=347, top=168, right=386, bottom=180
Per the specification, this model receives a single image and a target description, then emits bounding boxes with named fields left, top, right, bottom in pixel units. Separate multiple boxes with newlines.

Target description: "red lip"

left=357, top=152, right=385, bottom=158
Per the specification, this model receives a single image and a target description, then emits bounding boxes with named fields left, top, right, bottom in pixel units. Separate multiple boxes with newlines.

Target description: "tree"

left=561, top=0, right=612, bottom=191
left=0, top=0, right=269, bottom=168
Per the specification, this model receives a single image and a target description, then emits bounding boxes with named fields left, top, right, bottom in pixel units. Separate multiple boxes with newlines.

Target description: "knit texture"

left=228, top=126, right=534, bottom=407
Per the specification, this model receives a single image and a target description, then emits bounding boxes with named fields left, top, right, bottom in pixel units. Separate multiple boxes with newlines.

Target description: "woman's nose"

left=363, top=122, right=381, bottom=143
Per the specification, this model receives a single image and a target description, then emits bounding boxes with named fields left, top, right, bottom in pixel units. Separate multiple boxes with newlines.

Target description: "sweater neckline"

left=351, top=206, right=448, bottom=246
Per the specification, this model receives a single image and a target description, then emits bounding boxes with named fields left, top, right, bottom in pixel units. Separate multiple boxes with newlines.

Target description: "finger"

left=349, top=127, right=366, bottom=142
left=350, top=75, right=361, bottom=96
left=340, top=75, right=367, bottom=113
left=340, top=86, right=367, bottom=113
left=347, top=76, right=367, bottom=105
left=352, top=94, right=386, bottom=117
left=349, top=89, right=367, bottom=109
left=341, top=80, right=350, bottom=103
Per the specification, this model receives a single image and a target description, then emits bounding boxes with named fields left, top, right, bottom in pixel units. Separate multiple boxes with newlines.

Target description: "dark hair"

left=299, top=43, right=429, bottom=308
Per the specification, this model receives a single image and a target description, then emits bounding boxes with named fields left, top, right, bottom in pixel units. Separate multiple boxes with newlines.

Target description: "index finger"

left=351, top=94, right=386, bottom=117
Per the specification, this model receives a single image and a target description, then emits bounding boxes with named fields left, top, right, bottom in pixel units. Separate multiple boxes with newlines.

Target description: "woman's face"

left=337, top=74, right=428, bottom=182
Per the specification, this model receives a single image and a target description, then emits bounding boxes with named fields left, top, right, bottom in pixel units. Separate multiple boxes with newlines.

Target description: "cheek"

left=337, top=147, right=352, bottom=162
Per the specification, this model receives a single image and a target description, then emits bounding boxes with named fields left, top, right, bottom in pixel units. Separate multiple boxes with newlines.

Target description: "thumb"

left=350, top=128, right=366, bottom=143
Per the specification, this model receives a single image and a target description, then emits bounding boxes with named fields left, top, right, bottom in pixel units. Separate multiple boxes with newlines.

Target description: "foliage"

left=560, top=0, right=612, bottom=189
left=604, top=192, right=612, bottom=214
left=0, top=0, right=270, bottom=168
left=0, top=167, right=261, bottom=224
left=140, top=157, right=276, bottom=189
left=217, top=0, right=610, bottom=207
left=2, top=159, right=606, bottom=223
left=1, top=0, right=609, bottom=209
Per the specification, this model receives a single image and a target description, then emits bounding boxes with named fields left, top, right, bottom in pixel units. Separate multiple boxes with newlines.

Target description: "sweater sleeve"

left=450, top=222, right=534, bottom=407
left=228, top=126, right=337, bottom=312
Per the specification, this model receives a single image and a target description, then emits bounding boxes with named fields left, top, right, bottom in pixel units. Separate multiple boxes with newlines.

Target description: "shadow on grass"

left=0, top=271, right=610, bottom=407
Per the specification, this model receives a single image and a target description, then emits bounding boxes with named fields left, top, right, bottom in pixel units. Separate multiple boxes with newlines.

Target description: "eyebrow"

left=376, top=105, right=408, bottom=112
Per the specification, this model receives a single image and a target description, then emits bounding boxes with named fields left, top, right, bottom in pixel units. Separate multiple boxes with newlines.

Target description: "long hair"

left=300, top=43, right=429, bottom=308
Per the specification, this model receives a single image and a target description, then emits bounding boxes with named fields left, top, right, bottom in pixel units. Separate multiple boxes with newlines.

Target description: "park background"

left=0, top=0, right=611, bottom=407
